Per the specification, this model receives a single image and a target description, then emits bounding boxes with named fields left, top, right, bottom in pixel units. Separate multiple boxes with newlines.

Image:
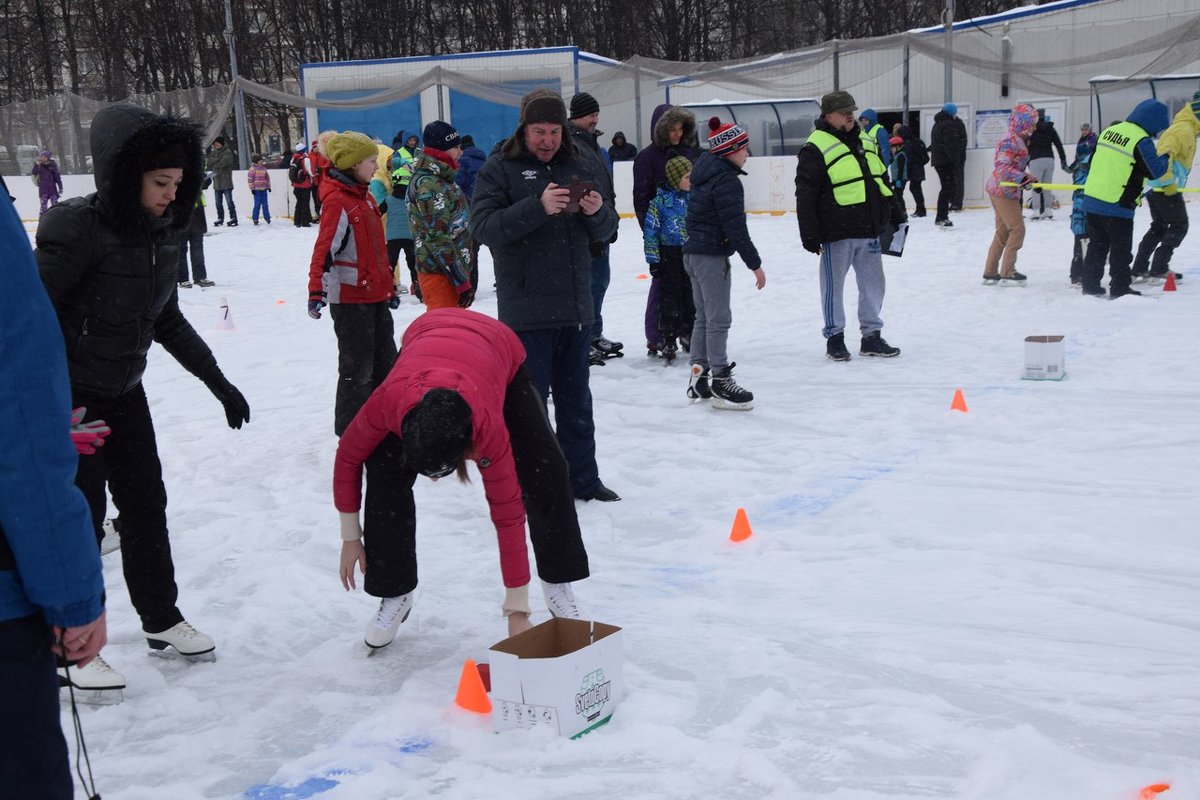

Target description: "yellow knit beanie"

left=327, top=131, right=379, bottom=171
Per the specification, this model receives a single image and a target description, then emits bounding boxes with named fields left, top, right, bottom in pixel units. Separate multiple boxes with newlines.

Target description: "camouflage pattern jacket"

left=406, top=150, right=471, bottom=294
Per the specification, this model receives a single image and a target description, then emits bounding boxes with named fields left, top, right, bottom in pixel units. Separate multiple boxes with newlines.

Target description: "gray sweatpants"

left=819, top=238, right=886, bottom=339
left=1028, top=157, right=1056, bottom=212
left=683, top=252, right=732, bottom=370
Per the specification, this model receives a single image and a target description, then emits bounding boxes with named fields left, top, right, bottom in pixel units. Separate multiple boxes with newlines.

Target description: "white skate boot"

left=144, top=620, right=216, bottom=660
left=364, top=594, right=413, bottom=652
left=542, top=581, right=581, bottom=619
left=58, top=654, right=126, bottom=704
left=100, top=518, right=121, bottom=555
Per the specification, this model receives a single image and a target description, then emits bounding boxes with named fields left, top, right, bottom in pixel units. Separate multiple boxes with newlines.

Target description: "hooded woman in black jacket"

left=34, top=105, right=251, bottom=687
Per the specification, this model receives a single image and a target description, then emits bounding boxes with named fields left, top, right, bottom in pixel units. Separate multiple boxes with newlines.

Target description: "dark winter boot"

left=826, top=332, right=851, bottom=362
left=592, top=337, right=624, bottom=358
left=687, top=364, right=712, bottom=400
left=860, top=331, right=901, bottom=358
left=710, top=364, right=754, bottom=410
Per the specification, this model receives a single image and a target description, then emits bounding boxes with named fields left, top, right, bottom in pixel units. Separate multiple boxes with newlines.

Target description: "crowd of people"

left=3, top=82, right=1196, bottom=795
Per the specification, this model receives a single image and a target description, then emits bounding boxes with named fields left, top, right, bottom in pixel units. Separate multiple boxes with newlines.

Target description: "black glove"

left=1060, top=160, right=1069, bottom=173
left=458, top=288, right=476, bottom=309
left=203, top=370, right=250, bottom=430
left=647, top=261, right=661, bottom=278
left=802, top=240, right=821, bottom=255
left=588, top=241, right=606, bottom=258
left=388, top=295, right=402, bottom=310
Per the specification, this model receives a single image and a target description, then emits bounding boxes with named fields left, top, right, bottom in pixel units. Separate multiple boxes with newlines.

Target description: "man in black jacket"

left=35, top=105, right=251, bottom=685
left=471, top=93, right=621, bottom=503
left=930, top=103, right=964, bottom=226
left=796, top=91, right=906, bottom=362
left=566, top=92, right=624, bottom=363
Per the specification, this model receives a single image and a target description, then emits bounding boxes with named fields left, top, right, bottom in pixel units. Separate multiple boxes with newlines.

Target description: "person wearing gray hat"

left=797, top=91, right=905, bottom=362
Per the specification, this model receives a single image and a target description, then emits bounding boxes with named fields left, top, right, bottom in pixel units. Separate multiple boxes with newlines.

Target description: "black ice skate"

left=710, top=365, right=754, bottom=411
left=591, top=337, right=624, bottom=359
left=687, top=364, right=713, bottom=401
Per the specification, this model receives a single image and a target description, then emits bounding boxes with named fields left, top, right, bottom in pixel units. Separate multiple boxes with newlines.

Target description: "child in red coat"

left=333, top=308, right=590, bottom=648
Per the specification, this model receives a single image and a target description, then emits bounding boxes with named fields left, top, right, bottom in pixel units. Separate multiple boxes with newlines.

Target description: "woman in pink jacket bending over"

left=332, top=308, right=590, bottom=649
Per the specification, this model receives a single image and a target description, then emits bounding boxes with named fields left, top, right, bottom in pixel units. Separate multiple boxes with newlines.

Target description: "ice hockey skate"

left=542, top=581, right=581, bottom=619
left=710, top=364, right=754, bottom=410
left=687, top=364, right=713, bottom=401
left=364, top=594, right=412, bottom=653
left=145, top=620, right=216, bottom=661
left=591, top=337, right=624, bottom=359
left=58, top=655, right=126, bottom=705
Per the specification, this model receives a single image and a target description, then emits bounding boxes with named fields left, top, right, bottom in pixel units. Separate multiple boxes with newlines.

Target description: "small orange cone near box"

left=1164, top=272, right=1177, bottom=292
left=950, top=388, right=968, bottom=413
left=454, top=658, right=492, bottom=714
left=729, top=507, right=752, bottom=542
left=1140, top=784, right=1170, bottom=799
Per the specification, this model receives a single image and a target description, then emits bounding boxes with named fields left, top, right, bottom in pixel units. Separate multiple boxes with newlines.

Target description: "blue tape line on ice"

left=396, top=737, right=433, bottom=754
left=244, top=776, right=339, bottom=800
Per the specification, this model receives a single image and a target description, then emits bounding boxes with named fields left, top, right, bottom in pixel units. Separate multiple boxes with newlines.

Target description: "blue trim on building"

left=918, top=0, right=1107, bottom=34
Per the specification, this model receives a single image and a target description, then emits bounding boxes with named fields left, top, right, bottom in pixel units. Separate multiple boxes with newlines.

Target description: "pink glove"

left=70, top=407, right=111, bottom=455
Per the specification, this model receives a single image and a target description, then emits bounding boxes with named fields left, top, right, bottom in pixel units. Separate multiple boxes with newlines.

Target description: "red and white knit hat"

left=707, top=116, right=749, bottom=157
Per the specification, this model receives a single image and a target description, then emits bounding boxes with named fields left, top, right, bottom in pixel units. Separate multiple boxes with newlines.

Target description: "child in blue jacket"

left=1068, top=129, right=1098, bottom=286
left=643, top=156, right=695, bottom=362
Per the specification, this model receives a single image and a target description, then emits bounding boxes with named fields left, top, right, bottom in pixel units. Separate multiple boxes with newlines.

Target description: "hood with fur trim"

left=652, top=106, right=699, bottom=150
left=90, top=104, right=203, bottom=234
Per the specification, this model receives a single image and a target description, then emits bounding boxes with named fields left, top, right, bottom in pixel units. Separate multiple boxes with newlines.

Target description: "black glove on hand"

left=203, top=371, right=251, bottom=430
left=388, top=295, right=402, bottom=310
left=803, top=240, right=821, bottom=256
left=648, top=261, right=661, bottom=278
left=458, top=288, right=476, bottom=309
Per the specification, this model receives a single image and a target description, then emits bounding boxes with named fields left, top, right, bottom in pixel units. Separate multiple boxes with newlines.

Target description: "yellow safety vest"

left=391, top=146, right=416, bottom=185
left=859, top=124, right=883, bottom=156
left=1084, top=121, right=1145, bottom=205
left=807, top=129, right=893, bottom=206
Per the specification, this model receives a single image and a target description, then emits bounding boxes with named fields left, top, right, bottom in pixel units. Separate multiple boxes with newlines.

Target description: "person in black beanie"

left=34, top=104, right=251, bottom=692
left=471, top=92, right=622, bottom=503
left=568, top=91, right=624, bottom=364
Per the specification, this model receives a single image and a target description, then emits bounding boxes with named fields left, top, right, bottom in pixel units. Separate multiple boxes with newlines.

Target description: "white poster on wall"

left=975, top=110, right=1011, bottom=150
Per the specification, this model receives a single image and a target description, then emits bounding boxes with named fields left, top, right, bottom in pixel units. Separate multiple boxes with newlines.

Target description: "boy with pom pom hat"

left=680, top=117, right=765, bottom=409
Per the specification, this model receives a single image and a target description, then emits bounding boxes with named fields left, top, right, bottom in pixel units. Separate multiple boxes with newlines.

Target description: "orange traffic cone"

left=1164, top=272, right=1177, bottom=292
left=454, top=658, right=492, bottom=714
left=216, top=297, right=236, bottom=331
left=1140, top=784, right=1170, bottom=799
left=950, top=388, right=969, bottom=413
left=729, top=507, right=752, bottom=542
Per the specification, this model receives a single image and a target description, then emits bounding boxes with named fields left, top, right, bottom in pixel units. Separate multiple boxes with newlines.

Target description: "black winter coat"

left=1027, top=120, right=1067, bottom=162
left=929, top=111, right=965, bottom=168
left=897, top=125, right=927, bottom=181
left=795, top=118, right=906, bottom=249
left=470, top=131, right=618, bottom=331
left=35, top=105, right=217, bottom=397
left=608, top=133, right=637, bottom=162
left=682, top=151, right=761, bottom=270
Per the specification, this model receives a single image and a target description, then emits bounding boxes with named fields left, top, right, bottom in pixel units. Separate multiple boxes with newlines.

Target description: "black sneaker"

left=860, top=332, right=900, bottom=358
left=826, top=332, right=851, bottom=362
left=577, top=483, right=620, bottom=502
left=592, top=337, right=623, bottom=356
left=711, top=365, right=754, bottom=409
left=687, top=364, right=713, bottom=400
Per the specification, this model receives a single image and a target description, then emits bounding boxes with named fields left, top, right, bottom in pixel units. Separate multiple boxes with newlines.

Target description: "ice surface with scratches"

left=32, top=203, right=1199, bottom=799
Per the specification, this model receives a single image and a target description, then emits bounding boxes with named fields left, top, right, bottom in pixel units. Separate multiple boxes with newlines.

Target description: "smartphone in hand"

left=562, top=180, right=595, bottom=214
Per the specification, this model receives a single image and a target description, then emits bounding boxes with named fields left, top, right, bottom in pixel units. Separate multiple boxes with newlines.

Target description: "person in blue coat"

left=0, top=189, right=107, bottom=799
left=454, top=134, right=488, bottom=204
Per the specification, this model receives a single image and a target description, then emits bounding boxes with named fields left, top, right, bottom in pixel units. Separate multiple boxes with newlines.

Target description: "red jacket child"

left=306, top=169, right=394, bottom=305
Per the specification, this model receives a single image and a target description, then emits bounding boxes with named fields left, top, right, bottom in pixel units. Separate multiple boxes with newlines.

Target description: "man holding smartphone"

left=471, top=93, right=622, bottom=503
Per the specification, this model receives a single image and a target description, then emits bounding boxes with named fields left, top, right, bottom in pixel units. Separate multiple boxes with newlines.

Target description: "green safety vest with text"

left=1083, top=121, right=1145, bottom=205
left=391, top=146, right=416, bottom=185
left=806, top=129, right=893, bottom=206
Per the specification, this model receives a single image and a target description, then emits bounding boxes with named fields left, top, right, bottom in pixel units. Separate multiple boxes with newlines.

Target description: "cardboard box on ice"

left=488, top=617, right=623, bottom=739
left=1023, top=335, right=1066, bottom=381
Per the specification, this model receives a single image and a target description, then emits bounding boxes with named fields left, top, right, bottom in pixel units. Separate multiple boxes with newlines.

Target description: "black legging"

left=934, top=165, right=956, bottom=221
left=360, top=365, right=590, bottom=598
left=655, top=245, right=695, bottom=343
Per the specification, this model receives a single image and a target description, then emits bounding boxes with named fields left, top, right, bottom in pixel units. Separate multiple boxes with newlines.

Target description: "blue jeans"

left=0, top=614, right=72, bottom=798
left=252, top=189, right=270, bottom=222
left=516, top=326, right=600, bottom=496
left=214, top=188, right=237, bottom=223
left=589, top=248, right=610, bottom=341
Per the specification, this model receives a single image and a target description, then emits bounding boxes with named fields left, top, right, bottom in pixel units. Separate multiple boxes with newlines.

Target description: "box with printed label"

left=488, top=618, right=623, bottom=739
left=1023, top=335, right=1066, bottom=381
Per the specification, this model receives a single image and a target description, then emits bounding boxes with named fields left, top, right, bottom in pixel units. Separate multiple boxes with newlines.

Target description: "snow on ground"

left=32, top=203, right=1200, bottom=800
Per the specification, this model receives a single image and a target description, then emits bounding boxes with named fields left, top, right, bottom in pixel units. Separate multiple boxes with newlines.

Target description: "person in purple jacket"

left=632, top=104, right=701, bottom=356
left=31, top=150, right=63, bottom=215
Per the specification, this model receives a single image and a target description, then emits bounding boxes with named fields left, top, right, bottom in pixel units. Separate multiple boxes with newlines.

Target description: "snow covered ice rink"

left=31, top=203, right=1200, bottom=799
